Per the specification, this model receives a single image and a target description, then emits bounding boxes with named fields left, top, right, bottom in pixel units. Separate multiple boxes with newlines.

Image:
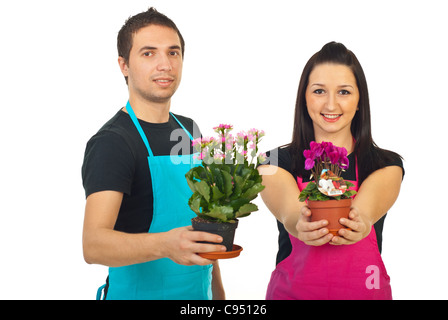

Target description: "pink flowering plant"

left=185, top=124, right=266, bottom=223
left=299, top=141, right=357, bottom=202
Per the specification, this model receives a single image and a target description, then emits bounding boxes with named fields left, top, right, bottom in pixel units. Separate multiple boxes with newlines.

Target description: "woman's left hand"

left=330, top=207, right=371, bottom=245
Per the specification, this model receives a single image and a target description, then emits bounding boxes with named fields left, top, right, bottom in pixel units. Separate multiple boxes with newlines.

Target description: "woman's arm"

left=332, top=165, right=403, bottom=245
left=258, top=165, right=333, bottom=245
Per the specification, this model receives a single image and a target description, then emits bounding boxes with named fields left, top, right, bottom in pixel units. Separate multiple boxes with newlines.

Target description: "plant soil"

left=191, top=217, right=238, bottom=251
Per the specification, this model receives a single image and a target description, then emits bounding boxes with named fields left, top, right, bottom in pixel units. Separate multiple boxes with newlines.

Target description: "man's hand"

left=162, top=226, right=226, bottom=266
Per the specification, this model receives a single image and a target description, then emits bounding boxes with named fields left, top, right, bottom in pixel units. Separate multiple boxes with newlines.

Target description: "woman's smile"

left=321, top=113, right=342, bottom=122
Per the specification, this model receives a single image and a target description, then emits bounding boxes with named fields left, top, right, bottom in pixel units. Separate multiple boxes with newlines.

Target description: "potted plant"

left=185, top=124, right=266, bottom=258
left=298, top=141, right=357, bottom=236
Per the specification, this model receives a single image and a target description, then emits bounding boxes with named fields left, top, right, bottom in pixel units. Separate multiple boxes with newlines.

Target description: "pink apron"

left=266, top=164, right=392, bottom=300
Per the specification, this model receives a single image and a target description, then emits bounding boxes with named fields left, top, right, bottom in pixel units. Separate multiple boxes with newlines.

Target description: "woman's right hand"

left=296, top=205, right=334, bottom=246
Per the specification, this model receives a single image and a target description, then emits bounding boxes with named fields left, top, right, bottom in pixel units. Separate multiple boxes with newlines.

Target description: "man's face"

left=120, top=24, right=183, bottom=104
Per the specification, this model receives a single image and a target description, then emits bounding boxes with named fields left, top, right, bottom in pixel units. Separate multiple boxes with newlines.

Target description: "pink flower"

left=192, top=137, right=202, bottom=147
left=191, top=124, right=266, bottom=166
left=248, top=128, right=265, bottom=139
left=194, top=152, right=205, bottom=160
left=213, top=153, right=225, bottom=160
left=303, top=141, right=350, bottom=172
left=305, top=158, right=315, bottom=170
left=257, top=152, right=267, bottom=164
left=310, top=141, right=324, bottom=159
left=213, top=124, right=233, bottom=133
left=340, top=156, right=349, bottom=169
left=328, top=150, right=339, bottom=164
left=237, top=132, right=248, bottom=139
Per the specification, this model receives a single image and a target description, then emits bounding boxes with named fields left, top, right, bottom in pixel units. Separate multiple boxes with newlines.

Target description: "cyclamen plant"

left=185, top=124, right=266, bottom=223
left=299, top=141, right=357, bottom=202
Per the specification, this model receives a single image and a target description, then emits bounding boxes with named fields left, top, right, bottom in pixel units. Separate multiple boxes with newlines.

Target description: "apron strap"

left=96, top=284, right=106, bottom=300
left=126, top=101, right=154, bottom=157
left=125, top=101, right=193, bottom=157
left=171, top=113, right=194, bottom=140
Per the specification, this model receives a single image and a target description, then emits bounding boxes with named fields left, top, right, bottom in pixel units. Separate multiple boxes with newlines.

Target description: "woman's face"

left=305, top=63, right=359, bottom=139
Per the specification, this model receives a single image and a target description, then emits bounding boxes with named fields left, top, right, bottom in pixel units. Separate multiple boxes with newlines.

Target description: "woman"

left=258, top=42, right=404, bottom=300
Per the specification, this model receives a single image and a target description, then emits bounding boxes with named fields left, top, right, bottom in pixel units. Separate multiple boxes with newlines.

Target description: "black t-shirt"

left=81, top=109, right=200, bottom=233
left=264, top=145, right=404, bottom=265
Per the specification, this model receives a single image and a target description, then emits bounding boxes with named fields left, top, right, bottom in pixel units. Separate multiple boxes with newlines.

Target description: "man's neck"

left=126, top=95, right=171, bottom=123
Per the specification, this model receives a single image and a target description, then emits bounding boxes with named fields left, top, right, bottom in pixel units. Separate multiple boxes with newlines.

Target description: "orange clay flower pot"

left=308, top=198, right=352, bottom=236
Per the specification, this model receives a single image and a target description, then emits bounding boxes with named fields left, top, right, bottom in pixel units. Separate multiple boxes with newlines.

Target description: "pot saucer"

left=198, top=245, right=243, bottom=260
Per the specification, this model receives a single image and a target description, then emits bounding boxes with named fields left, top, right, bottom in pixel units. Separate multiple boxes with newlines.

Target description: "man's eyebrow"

left=138, top=45, right=181, bottom=52
left=138, top=46, right=157, bottom=53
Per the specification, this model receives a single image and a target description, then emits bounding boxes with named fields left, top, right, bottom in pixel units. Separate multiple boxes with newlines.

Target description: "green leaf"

left=241, top=167, right=252, bottom=179
left=220, top=165, right=231, bottom=173
left=345, top=181, right=355, bottom=188
left=241, top=183, right=265, bottom=200
left=185, top=172, right=196, bottom=193
left=221, top=170, right=233, bottom=197
left=195, top=180, right=210, bottom=202
left=207, top=205, right=234, bottom=222
left=298, top=181, right=333, bottom=201
left=209, top=164, right=223, bottom=190
left=185, top=166, right=207, bottom=193
left=299, top=192, right=308, bottom=202
left=343, top=190, right=357, bottom=198
left=228, top=198, right=250, bottom=211
left=236, top=203, right=258, bottom=218
left=243, top=180, right=255, bottom=192
left=192, top=166, right=206, bottom=180
left=211, top=185, right=225, bottom=201
left=230, top=175, right=244, bottom=199
left=188, top=192, right=202, bottom=214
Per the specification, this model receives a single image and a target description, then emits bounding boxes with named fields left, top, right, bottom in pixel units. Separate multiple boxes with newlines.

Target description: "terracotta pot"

left=191, top=217, right=238, bottom=251
left=308, top=198, right=352, bottom=236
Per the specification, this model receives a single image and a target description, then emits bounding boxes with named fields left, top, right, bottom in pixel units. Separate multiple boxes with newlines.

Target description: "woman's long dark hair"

left=289, top=42, right=402, bottom=186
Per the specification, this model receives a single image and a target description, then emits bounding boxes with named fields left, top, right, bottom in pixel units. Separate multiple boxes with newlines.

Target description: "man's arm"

left=82, top=190, right=226, bottom=267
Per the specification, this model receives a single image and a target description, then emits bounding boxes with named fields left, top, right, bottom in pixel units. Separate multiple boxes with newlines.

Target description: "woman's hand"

left=296, top=205, right=334, bottom=246
left=296, top=205, right=372, bottom=246
left=330, top=207, right=371, bottom=245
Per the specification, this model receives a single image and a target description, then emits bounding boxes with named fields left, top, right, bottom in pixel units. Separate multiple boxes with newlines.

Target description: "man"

left=82, top=8, right=226, bottom=300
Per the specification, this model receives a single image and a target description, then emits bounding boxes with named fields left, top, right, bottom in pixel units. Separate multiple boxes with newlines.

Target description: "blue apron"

left=97, top=101, right=212, bottom=300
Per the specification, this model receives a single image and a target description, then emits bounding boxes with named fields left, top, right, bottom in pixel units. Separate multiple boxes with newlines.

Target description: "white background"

left=1, top=0, right=447, bottom=300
